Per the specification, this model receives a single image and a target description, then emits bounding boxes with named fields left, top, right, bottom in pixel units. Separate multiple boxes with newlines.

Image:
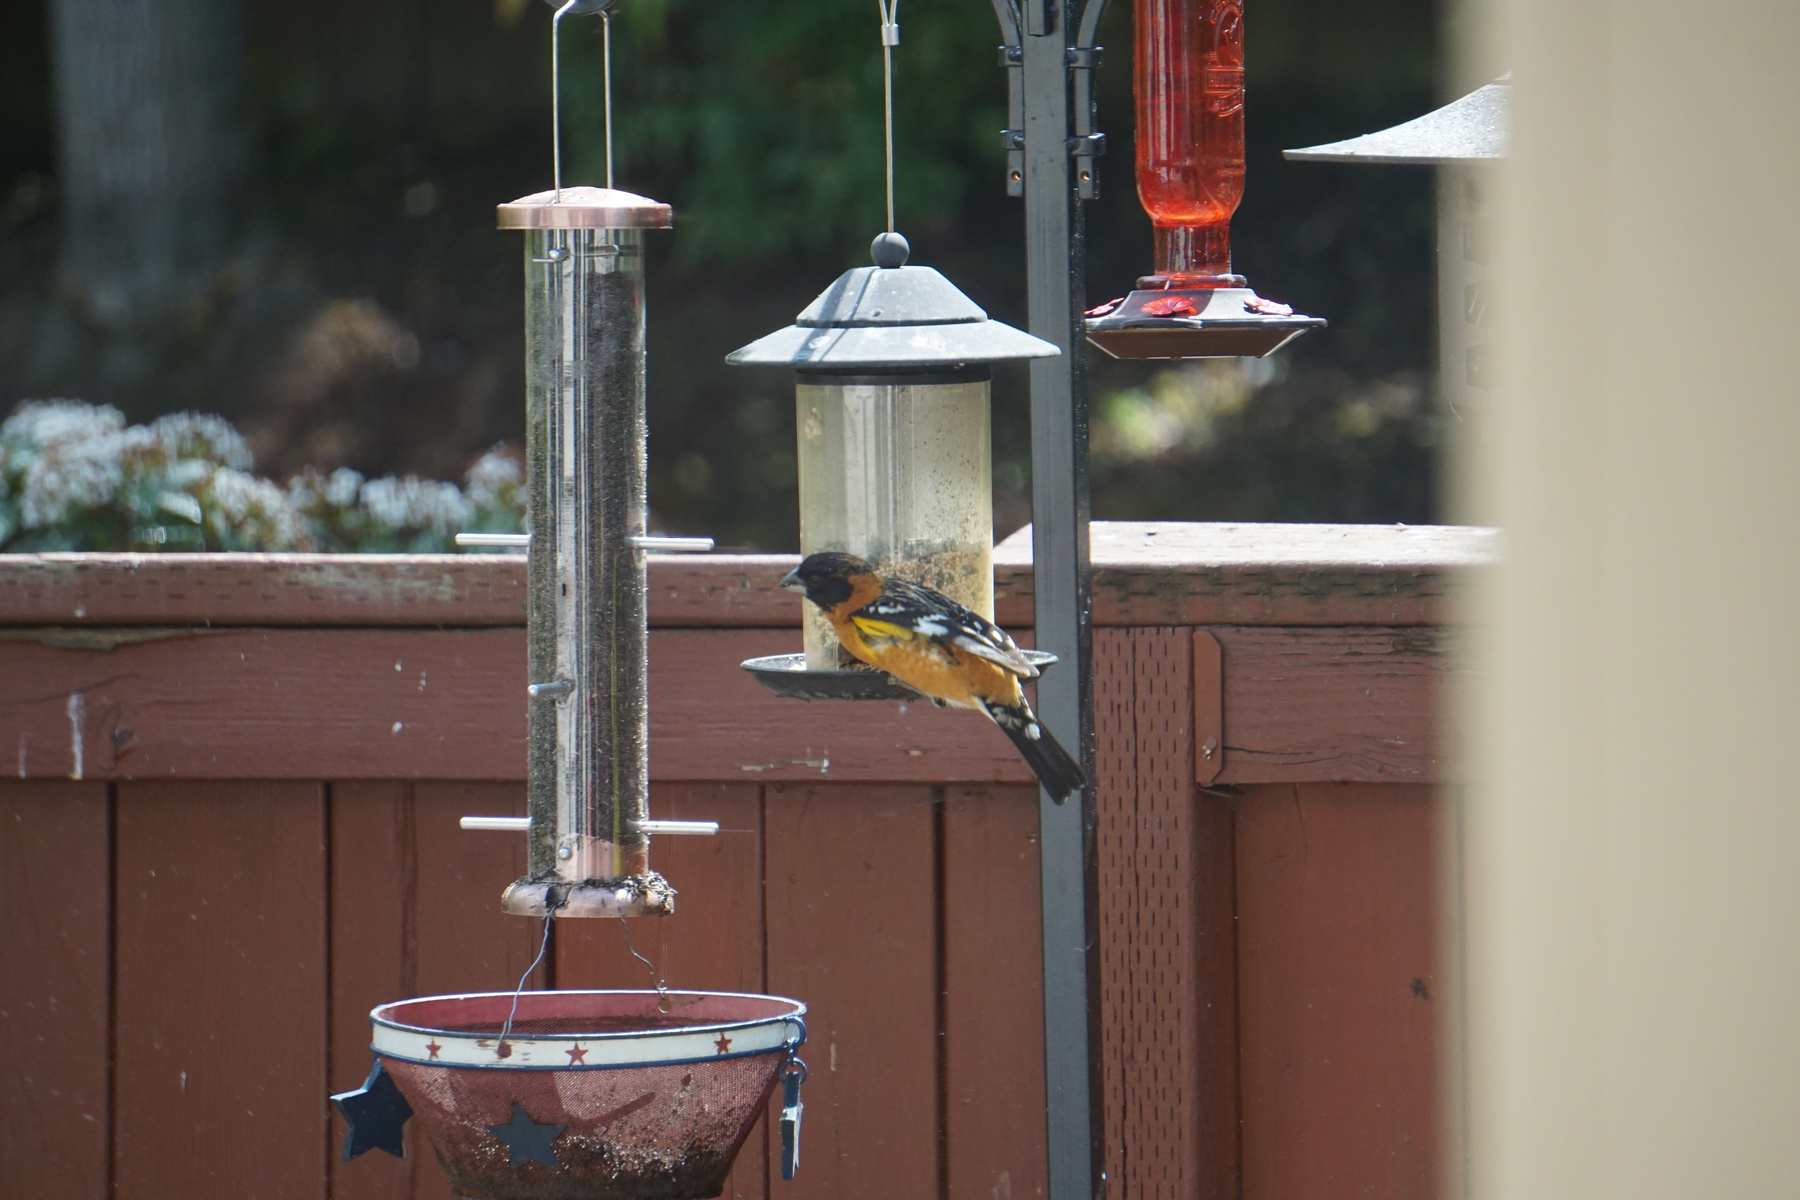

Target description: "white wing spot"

left=1026, top=723, right=1041, bottom=740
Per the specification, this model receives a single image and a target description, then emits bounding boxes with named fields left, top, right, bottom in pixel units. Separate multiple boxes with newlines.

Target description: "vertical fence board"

left=112, top=782, right=327, bottom=1200
left=1094, top=628, right=1137, bottom=1200
left=406, top=783, right=536, bottom=1200
left=1191, top=791, right=1240, bottom=1200
left=0, top=781, right=111, bottom=1200
left=1126, top=629, right=1199, bottom=1200
left=764, top=783, right=938, bottom=1200
left=408, top=783, right=538, bottom=997
left=558, top=783, right=768, bottom=1200
left=942, top=783, right=1046, bottom=1200
left=557, top=784, right=765, bottom=994
left=1235, top=783, right=1440, bottom=1200
left=328, top=782, right=419, bottom=1200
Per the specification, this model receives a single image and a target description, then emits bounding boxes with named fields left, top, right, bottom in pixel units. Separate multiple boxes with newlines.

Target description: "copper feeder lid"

left=496, top=186, right=673, bottom=230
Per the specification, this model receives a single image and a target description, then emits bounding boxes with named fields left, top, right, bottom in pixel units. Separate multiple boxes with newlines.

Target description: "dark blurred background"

left=0, top=0, right=1446, bottom=550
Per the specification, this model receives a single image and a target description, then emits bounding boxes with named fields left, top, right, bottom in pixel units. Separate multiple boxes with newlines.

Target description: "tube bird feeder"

left=727, top=234, right=1061, bottom=699
left=490, top=186, right=677, bottom=918
left=1085, top=0, right=1324, bottom=359
left=333, top=9, right=812, bottom=1192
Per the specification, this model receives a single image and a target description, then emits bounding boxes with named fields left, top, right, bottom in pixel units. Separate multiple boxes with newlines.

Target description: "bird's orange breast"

left=828, top=613, right=1024, bottom=710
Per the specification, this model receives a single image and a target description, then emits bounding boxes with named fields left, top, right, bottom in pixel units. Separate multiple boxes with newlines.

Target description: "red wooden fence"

left=0, top=521, right=1490, bottom=1199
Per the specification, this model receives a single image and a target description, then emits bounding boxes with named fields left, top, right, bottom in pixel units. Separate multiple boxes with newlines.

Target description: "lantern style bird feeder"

left=729, top=234, right=1062, bottom=699
left=1284, top=76, right=1509, bottom=424
left=1084, top=0, right=1324, bottom=359
left=333, top=7, right=811, bottom=1194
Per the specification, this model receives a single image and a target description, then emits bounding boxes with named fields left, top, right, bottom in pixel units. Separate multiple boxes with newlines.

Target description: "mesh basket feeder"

left=335, top=990, right=808, bottom=1200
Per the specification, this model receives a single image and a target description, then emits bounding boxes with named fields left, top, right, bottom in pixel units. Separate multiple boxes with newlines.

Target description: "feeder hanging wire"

left=620, top=916, right=673, bottom=1011
left=550, top=0, right=577, bottom=200
left=497, top=909, right=557, bottom=1048
left=548, top=0, right=614, bottom=200
left=877, top=0, right=900, bottom=232
left=603, top=9, right=614, bottom=188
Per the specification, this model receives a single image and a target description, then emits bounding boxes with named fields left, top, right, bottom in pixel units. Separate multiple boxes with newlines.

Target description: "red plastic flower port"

left=1141, top=296, right=1199, bottom=317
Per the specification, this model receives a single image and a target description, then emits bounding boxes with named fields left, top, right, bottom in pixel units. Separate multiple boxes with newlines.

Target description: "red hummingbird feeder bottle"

left=1085, top=0, right=1324, bottom=359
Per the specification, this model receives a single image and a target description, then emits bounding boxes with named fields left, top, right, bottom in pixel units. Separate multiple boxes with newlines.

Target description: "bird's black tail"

left=981, top=697, right=1087, bottom=801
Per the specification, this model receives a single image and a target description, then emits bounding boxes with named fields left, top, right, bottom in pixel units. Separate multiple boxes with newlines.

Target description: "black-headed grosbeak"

left=781, top=552, right=1088, bottom=801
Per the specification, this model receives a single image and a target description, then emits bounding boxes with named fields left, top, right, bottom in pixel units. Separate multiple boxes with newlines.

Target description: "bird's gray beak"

left=779, top=569, right=803, bottom=591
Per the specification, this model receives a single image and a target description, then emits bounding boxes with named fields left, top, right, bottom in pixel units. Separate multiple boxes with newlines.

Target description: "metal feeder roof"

left=1283, top=76, right=1510, bottom=165
left=497, top=186, right=673, bottom=230
left=727, top=237, right=1060, bottom=372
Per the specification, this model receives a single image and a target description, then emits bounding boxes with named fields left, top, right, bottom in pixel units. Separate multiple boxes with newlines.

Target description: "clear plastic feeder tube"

left=795, top=368, right=993, bottom=669
left=524, top=224, right=649, bottom=890
left=497, top=188, right=670, bottom=918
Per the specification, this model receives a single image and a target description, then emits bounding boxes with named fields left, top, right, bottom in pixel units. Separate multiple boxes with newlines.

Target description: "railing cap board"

left=0, top=522, right=1496, bottom=629
left=1000, top=520, right=1499, bottom=569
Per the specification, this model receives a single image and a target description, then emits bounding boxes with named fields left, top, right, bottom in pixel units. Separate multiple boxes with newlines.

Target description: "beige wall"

left=1464, top=1, right=1800, bottom=1198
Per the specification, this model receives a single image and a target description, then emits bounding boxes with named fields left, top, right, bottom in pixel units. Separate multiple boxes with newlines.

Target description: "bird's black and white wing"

left=851, top=578, right=1039, bottom=678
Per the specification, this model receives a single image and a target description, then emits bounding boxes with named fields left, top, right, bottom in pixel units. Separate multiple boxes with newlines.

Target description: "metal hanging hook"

left=602, top=10, right=614, bottom=189
left=550, top=0, right=579, bottom=201
left=546, top=0, right=618, bottom=201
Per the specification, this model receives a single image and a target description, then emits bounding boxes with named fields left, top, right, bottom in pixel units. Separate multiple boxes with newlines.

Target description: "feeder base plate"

left=742, top=650, right=1058, bottom=702
left=501, top=877, right=675, bottom=918
left=1085, top=286, right=1325, bottom=359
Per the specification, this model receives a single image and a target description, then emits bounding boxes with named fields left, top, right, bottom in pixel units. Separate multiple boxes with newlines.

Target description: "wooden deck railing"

left=0, top=521, right=1492, bottom=1200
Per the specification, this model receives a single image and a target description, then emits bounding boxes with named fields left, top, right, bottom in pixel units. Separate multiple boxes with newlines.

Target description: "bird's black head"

left=780, top=551, right=876, bottom=611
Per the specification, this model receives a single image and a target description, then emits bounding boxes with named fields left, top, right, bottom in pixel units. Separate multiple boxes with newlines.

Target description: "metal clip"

left=997, top=45, right=1024, bottom=196
left=1069, top=42, right=1106, bottom=200
left=528, top=680, right=574, bottom=699
left=531, top=246, right=571, bottom=264
left=779, top=1058, right=807, bottom=1180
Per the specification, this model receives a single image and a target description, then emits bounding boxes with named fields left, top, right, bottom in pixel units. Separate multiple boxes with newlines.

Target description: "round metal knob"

left=870, top=231, right=910, bottom=269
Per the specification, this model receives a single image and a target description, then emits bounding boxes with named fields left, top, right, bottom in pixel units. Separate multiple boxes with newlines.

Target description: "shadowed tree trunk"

left=48, top=0, right=247, bottom=334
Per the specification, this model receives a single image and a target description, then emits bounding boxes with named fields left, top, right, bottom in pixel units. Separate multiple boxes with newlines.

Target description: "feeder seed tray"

left=742, top=649, right=1059, bottom=702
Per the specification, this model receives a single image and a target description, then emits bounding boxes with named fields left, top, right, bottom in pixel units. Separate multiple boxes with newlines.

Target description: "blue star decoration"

left=331, top=1060, right=413, bottom=1160
left=488, top=1101, right=567, bottom=1169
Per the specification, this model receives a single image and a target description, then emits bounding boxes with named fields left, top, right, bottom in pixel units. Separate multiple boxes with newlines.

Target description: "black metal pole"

left=1017, top=1, right=1102, bottom=1197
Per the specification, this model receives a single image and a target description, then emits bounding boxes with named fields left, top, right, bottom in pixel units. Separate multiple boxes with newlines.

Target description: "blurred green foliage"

left=570, top=0, right=1004, bottom=265
left=1, top=0, right=1448, bottom=550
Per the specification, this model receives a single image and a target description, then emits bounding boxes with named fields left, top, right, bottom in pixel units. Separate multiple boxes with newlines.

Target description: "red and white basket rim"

left=370, top=989, right=807, bottom=1070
